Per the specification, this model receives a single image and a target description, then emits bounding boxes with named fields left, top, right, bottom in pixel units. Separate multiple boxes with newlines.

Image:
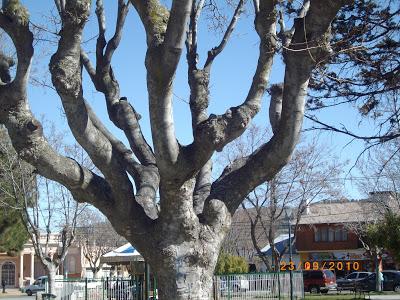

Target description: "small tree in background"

left=0, top=126, right=29, bottom=254
left=357, top=222, right=386, bottom=292
left=352, top=140, right=400, bottom=290
left=379, top=213, right=400, bottom=262
left=362, top=212, right=400, bottom=265
left=215, top=252, right=249, bottom=275
left=0, top=210, right=28, bottom=255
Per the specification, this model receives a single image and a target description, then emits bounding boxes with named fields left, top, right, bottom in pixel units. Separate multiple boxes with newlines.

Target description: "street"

left=0, top=296, right=29, bottom=300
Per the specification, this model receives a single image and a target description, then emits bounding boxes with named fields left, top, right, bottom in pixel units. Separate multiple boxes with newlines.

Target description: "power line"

left=274, top=174, right=400, bottom=185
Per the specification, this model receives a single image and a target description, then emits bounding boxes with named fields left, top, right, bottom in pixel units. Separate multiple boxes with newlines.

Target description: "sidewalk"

left=370, top=296, right=400, bottom=300
left=0, top=289, right=24, bottom=297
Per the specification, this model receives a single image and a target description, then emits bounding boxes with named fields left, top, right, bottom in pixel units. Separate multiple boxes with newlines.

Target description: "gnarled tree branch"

left=49, top=0, right=153, bottom=232
left=204, top=0, right=350, bottom=218
left=180, top=0, right=278, bottom=187
left=81, top=0, right=159, bottom=218
left=0, top=7, right=115, bottom=222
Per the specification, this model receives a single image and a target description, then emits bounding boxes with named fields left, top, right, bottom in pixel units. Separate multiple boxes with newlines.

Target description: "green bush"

left=215, top=252, right=249, bottom=275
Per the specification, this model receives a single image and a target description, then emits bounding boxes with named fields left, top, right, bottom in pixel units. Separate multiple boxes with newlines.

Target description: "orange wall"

left=296, top=224, right=359, bottom=251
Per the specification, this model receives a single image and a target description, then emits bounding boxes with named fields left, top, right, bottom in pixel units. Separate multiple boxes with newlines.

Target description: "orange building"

left=296, top=197, right=398, bottom=277
left=0, top=234, right=84, bottom=288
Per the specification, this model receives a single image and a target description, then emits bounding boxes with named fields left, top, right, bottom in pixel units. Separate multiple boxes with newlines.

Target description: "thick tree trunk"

left=145, top=228, right=223, bottom=300
left=138, top=183, right=229, bottom=300
left=153, top=249, right=218, bottom=300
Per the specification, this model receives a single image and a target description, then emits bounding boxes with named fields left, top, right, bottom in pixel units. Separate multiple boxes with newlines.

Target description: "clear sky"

left=12, top=0, right=380, bottom=200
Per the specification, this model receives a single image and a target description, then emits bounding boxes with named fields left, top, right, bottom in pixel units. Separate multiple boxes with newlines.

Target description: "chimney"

left=369, top=191, right=394, bottom=202
left=305, top=199, right=311, bottom=215
left=369, top=191, right=395, bottom=210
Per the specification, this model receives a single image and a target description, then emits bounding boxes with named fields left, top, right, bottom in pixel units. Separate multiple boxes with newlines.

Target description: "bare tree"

left=219, top=126, right=343, bottom=271
left=76, top=209, right=126, bottom=278
left=0, top=0, right=351, bottom=298
left=0, top=127, right=85, bottom=294
left=357, top=141, right=400, bottom=207
left=347, top=143, right=400, bottom=291
left=342, top=201, right=385, bottom=291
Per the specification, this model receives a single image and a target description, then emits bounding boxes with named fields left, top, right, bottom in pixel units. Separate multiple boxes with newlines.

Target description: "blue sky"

left=15, top=0, right=379, bottom=200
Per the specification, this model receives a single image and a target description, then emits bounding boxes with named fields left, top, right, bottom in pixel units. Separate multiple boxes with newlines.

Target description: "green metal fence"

left=50, top=276, right=157, bottom=300
left=48, top=272, right=303, bottom=299
left=213, top=272, right=304, bottom=299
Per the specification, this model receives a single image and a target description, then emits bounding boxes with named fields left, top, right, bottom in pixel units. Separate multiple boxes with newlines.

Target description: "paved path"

left=0, top=297, right=28, bottom=300
left=0, top=289, right=34, bottom=300
left=0, top=289, right=24, bottom=297
left=370, top=296, right=400, bottom=299
left=0, top=288, right=32, bottom=300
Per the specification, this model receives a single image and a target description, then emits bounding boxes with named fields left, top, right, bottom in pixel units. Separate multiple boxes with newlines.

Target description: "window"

left=342, top=229, right=348, bottom=241
left=335, top=228, right=342, bottom=241
left=314, top=229, right=320, bottom=242
left=310, top=271, right=323, bottom=279
left=323, top=270, right=335, bottom=278
left=359, top=273, right=369, bottom=278
left=314, top=227, right=328, bottom=242
left=328, top=228, right=335, bottom=242
left=383, top=272, right=395, bottom=281
left=321, top=228, right=328, bottom=241
left=369, top=274, right=376, bottom=280
left=347, top=273, right=357, bottom=279
left=315, top=227, right=348, bottom=242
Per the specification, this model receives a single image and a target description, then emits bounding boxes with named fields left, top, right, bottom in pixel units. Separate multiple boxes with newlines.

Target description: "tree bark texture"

left=0, top=0, right=351, bottom=298
left=47, top=265, right=57, bottom=296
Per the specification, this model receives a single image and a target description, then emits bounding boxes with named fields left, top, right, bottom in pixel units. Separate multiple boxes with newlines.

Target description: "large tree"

left=0, top=0, right=350, bottom=298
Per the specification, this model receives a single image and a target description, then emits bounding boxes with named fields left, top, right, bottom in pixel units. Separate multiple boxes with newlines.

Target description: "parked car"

left=337, top=272, right=372, bottom=291
left=355, top=271, right=400, bottom=292
left=303, top=269, right=337, bottom=293
left=24, top=276, right=47, bottom=296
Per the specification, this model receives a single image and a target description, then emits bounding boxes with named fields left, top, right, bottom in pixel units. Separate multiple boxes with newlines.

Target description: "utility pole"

left=285, top=208, right=294, bottom=300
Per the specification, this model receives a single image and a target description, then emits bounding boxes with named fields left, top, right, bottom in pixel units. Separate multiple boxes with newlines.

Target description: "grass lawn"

left=304, top=291, right=399, bottom=300
left=304, top=295, right=358, bottom=300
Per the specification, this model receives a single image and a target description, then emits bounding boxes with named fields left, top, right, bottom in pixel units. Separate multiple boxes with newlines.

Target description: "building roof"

left=101, top=243, right=144, bottom=264
left=298, top=193, right=399, bottom=225
left=261, top=234, right=297, bottom=255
